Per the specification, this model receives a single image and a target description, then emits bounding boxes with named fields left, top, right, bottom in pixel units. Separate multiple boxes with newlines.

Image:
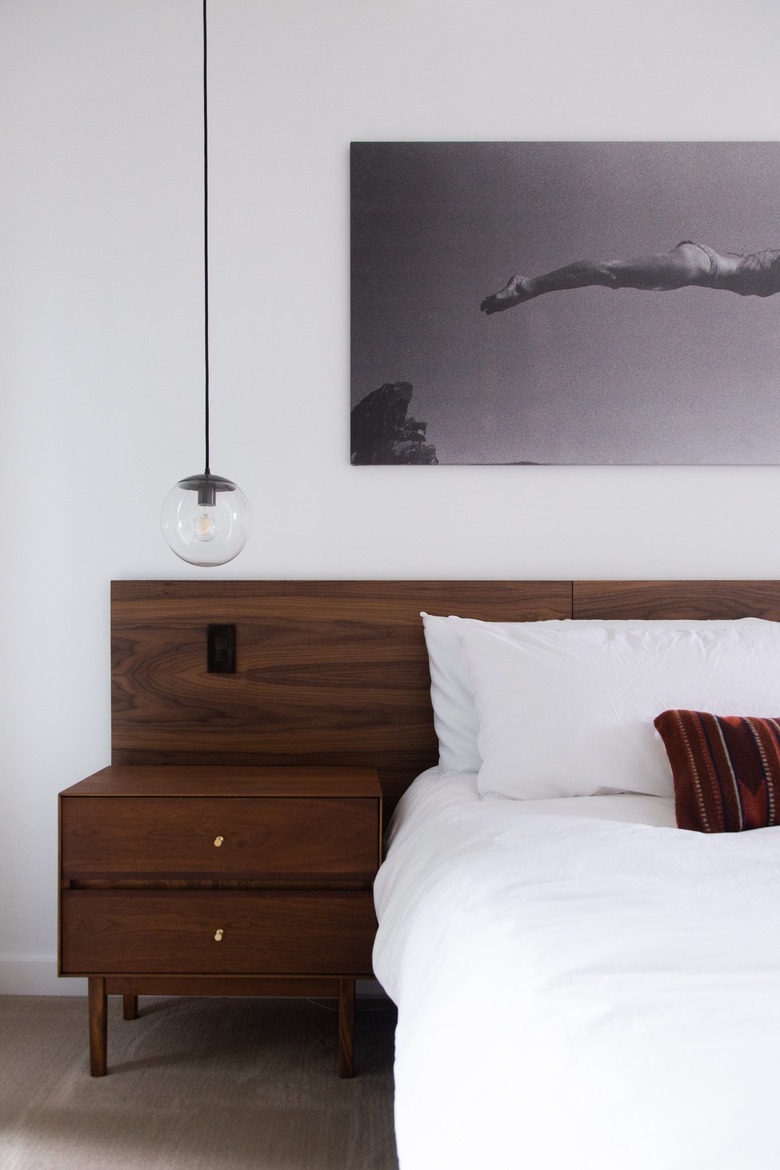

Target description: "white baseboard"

left=0, top=958, right=85, bottom=996
left=0, top=959, right=386, bottom=1001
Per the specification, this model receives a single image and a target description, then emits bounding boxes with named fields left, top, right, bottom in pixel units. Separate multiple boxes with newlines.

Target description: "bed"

left=110, top=579, right=780, bottom=1166
left=373, top=585, right=780, bottom=1170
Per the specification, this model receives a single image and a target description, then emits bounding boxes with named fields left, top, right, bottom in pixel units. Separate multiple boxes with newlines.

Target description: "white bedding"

left=373, top=768, right=780, bottom=1170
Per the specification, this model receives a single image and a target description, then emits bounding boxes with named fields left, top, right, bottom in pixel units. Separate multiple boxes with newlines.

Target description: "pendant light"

left=161, top=0, right=251, bottom=567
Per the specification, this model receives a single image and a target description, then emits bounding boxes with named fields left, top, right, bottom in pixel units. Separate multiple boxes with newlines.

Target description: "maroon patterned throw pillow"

left=654, top=709, right=780, bottom=833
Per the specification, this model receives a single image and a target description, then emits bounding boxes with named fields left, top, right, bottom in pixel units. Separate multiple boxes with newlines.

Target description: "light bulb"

left=195, top=508, right=216, bottom=542
left=161, top=473, right=251, bottom=567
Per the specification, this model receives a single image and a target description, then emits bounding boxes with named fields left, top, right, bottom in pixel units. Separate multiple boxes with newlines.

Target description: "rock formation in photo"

left=351, top=382, right=438, bottom=465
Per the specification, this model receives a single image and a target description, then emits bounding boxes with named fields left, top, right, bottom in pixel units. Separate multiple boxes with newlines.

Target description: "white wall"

left=2, top=0, right=780, bottom=993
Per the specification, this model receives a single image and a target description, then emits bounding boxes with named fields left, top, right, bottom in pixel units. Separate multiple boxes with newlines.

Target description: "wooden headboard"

left=111, top=580, right=780, bottom=816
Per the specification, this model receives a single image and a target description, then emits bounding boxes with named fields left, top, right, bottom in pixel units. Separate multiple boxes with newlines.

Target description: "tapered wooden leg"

left=338, top=978, right=356, bottom=1078
left=88, top=976, right=107, bottom=1077
left=122, top=994, right=138, bottom=1020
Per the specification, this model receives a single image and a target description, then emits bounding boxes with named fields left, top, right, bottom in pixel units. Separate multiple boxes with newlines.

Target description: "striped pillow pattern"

left=654, top=709, right=780, bottom=833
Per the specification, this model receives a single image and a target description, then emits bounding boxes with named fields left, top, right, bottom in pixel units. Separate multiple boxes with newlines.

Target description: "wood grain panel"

left=61, top=796, right=379, bottom=881
left=111, top=580, right=571, bottom=811
left=61, top=889, right=377, bottom=975
left=61, top=764, right=381, bottom=798
left=104, top=975, right=342, bottom=997
left=573, top=580, right=780, bottom=621
left=111, top=580, right=780, bottom=812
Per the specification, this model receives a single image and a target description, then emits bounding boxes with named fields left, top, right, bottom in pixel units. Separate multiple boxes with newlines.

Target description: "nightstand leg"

left=122, top=994, right=138, bottom=1020
left=88, top=976, right=108, bottom=1077
left=338, top=978, right=356, bottom=1078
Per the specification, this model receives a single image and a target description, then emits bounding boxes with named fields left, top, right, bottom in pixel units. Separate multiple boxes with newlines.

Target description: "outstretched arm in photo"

left=480, top=241, right=780, bottom=314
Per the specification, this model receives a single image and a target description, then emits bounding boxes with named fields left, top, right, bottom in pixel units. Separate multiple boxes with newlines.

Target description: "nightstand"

left=58, top=765, right=382, bottom=1078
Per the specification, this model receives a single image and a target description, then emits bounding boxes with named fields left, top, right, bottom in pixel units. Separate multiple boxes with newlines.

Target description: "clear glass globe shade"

left=161, top=473, right=251, bottom=567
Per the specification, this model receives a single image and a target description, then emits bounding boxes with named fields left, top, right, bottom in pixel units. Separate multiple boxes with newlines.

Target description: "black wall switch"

left=207, top=624, right=237, bottom=673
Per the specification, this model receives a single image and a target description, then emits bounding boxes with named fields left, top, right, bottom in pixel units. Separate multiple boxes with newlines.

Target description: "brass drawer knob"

left=213, top=835, right=224, bottom=847
left=214, top=928, right=224, bottom=942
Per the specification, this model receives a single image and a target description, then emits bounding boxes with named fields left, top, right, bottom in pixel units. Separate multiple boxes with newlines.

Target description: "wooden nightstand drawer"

left=61, top=797, right=378, bottom=880
left=59, top=765, right=382, bottom=1078
left=61, top=889, right=377, bottom=975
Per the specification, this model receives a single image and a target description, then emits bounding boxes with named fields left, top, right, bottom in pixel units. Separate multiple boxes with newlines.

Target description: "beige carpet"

left=0, top=995, right=398, bottom=1170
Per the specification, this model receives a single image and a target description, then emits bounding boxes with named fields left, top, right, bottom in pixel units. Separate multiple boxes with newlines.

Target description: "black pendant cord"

left=202, top=0, right=211, bottom=477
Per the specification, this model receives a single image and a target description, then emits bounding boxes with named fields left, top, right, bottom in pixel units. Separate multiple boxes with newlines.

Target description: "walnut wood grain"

left=110, top=579, right=780, bottom=812
left=110, top=580, right=571, bottom=811
left=61, top=765, right=381, bottom=799
left=338, top=977, right=356, bottom=1079
left=88, top=977, right=107, bottom=1076
left=61, top=889, right=377, bottom=976
left=61, top=795, right=378, bottom=881
left=59, top=763, right=382, bottom=1077
left=573, top=580, right=780, bottom=621
left=105, top=975, right=343, bottom=997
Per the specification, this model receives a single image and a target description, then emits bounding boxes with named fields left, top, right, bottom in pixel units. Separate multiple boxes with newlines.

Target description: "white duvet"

left=373, top=768, right=780, bottom=1170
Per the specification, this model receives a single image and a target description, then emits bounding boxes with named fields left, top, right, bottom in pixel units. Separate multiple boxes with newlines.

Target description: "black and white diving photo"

left=350, top=141, right=780, bottom=464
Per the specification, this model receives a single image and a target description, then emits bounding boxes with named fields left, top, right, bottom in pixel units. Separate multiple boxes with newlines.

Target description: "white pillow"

left=457, top=619, right=780, bottom=800
left=423, top=614, right=616, bottom=773
left=420, top=612, right=766, bottom=775
left=422, top=612, right=485, bottom=773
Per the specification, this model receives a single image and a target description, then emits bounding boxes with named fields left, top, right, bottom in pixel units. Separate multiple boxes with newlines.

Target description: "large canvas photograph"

left=350, top=141, right=780, bottom=465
